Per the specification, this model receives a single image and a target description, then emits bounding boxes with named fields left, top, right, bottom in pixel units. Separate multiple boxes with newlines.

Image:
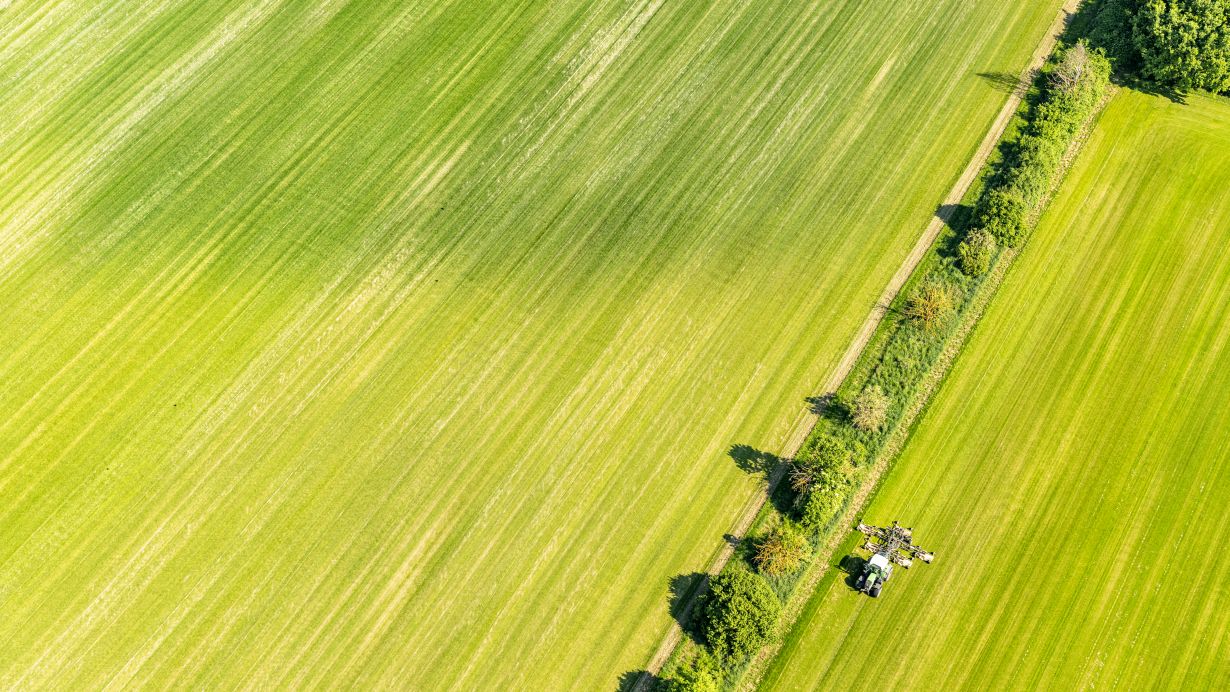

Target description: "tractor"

left=853, top=521, right=934, bottom=597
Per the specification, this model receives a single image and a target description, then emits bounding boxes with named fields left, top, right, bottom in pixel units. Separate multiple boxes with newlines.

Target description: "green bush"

left=702, top=570, right=781, bottom=663
left=903, top=280, right=955, bottom=330
left=971, top=43, right=1110, bottom=250
left=957, top=229, right=997, bottom=276
left=789, top=433, right=852, bottom=493
left=793, top=434, right=854, bottom=529
left=661, top=653, right=719, bottom=692
left=755, top=522, right=810, bottom=576
left=976, top=187, right=1028, bottom=247
left=798, top=480, right=848, bottom=529
left=851, top=385, right=891, bottom=432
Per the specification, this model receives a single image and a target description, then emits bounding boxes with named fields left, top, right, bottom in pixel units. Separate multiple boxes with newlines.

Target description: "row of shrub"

left=658, top=36, right=1113, bottom=692
left=959, top=42, right=1111, bottom=263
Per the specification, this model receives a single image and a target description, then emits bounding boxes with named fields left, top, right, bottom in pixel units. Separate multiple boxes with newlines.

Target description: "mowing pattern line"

left=1, top=1, right=1065, bottom=688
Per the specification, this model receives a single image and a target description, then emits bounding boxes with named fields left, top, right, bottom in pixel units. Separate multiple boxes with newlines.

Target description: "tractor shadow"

left=838, top=554, right=866, bottom=591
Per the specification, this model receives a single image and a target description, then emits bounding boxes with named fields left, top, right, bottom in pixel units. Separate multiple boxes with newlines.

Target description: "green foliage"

left=1089, top=0, right=1144, bottom=71
left=1134, top=0, right=1230, bottom=92
left=792, top=434, right=855, bottom=529
left=957, top=229, right=997, bottom=276
left=755, top=522, right=811, bottom=576
left=790, top=432, right=853, bottom=492
left=661, top=652, right=720, bottom=692
left=702, top=570, right=782, bottom=663
left=798, top=478, right=849, bottom=529
left=976, top=187, right=1028, bottom=246
left=904, top=280, right=955, bottom=330
left=851, top=385, right=891, bottom=432
left=972, top=43, right=1110, bottom=250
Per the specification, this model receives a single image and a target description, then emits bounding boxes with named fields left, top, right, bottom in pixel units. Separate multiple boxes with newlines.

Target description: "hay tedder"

left=853, top=521, right=934, bottom=597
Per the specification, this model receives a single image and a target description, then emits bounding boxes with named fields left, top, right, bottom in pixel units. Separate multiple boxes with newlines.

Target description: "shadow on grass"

left=976, top=70, right=1025, bottom=96
left=728, top=443, right=778, bottom=479
left=837, top=554, right=867, bottom=591
left=668, top=572, right=708, bottom=641
left=616, top=670, right=661, bottom=692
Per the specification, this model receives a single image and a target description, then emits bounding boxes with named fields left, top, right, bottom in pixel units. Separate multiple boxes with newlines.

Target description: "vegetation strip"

left=762, top=89, right=1230, bottom=690
left=634, top=1, right=1084, bottom=688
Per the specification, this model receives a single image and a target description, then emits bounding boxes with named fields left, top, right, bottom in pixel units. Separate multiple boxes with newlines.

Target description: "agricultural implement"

left=853, top=520, right=934, bottom=597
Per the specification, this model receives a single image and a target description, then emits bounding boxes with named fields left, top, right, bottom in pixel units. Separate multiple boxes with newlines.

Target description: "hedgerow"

left=657, top=19, right=1117, bottom=692
left=967, top=42, right=1111, bottom=251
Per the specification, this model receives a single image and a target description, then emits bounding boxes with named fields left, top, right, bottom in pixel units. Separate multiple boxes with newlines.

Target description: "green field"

left=763, top=90, right=1230, bottom=690
left=0, top=1, right=1065, bottom=687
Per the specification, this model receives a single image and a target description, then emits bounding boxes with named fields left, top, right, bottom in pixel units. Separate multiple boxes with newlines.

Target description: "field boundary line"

left=742, top=81, right=1116, bottom=689
left=634, top=0, right=1079, bottom=685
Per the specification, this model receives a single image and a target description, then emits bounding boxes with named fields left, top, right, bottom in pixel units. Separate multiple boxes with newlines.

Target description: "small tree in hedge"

left=851, top=385, right=891, bottom=432
left=976, top=186, right=1028, bottom=246
left=1051, top=41, right=1093, bottom=92
left=904, top=280, right=954, bottom=331
left=789, top=433, right=853, bottom=492
left=702, top=570, right=781, bottom=663
left=793, top=436, right=855, bottom=529
left=661, top=653, right=719, bottom=692
left=755, top=522, right=810, bottom=576
left=957, top=229, right=997, bottom=276
left=798, top=478, right=848, bottom=529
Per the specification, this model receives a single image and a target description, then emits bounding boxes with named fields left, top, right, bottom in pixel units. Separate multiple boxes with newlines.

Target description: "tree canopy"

left=1134, top=0, right=1230, bottom=92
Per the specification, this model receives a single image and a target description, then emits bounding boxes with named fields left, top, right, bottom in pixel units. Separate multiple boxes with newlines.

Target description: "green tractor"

left=854, top=521, right=934, bottom=598
left=855, top=553, right=893, bottom=597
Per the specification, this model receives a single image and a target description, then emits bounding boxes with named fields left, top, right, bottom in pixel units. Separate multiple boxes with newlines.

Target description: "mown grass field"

left=0, top=1, right=1064, bottom=688
left=762, top=90, right=1230, bottom=690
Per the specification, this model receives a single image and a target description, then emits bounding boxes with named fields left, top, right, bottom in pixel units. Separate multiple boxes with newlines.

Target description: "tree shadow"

left=616, top=670, right=661, bottom=692
left=838, top=554, right=867, bottom=591
left=728, top=444, right=778, bottom=479
left=668, top=572, right=709, bottom=640
left=806, top=393, right=834, bottom=415
left=935, top=202, right=975, bottom=259
left=1119, top=75, right=1187, bottom=104
left=976, top=71, right=1025, bottom=96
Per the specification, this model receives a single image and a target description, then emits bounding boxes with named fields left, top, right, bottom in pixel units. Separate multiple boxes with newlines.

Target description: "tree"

left=851, top=385, right=891, bottom=432
left=1133, top=0, right=1230, bottom=92
left=701, top=570, right=781, bottom=662
left=903, top=280, right=954, bottom=330
left=792, top=435, right=855, bottom=528
left=957, top=228, right=997, bottom=276
left=789, top=433, right=852, bottom=493
left=798, top=480, right=847, bottom=529
left=755, top=522, right=810, bottom=576
left=661, top=653, right=719, bottom=692
left=1051, top=41, right=1093, bottom=92
left=976, top=186, right=1028, bottom=246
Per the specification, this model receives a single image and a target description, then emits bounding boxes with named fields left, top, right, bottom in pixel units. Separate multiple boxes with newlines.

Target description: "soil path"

left=633, top=1, right=1079, bottom=687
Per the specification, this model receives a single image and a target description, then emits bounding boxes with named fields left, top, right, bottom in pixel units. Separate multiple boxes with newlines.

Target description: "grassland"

left=0, top=1, right=1064, bottom=687
left=762, top=90, right=1230, bottom=690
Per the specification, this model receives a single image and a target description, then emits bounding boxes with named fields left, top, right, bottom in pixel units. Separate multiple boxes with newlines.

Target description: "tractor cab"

left=857, top=553, right=893, bottom=597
